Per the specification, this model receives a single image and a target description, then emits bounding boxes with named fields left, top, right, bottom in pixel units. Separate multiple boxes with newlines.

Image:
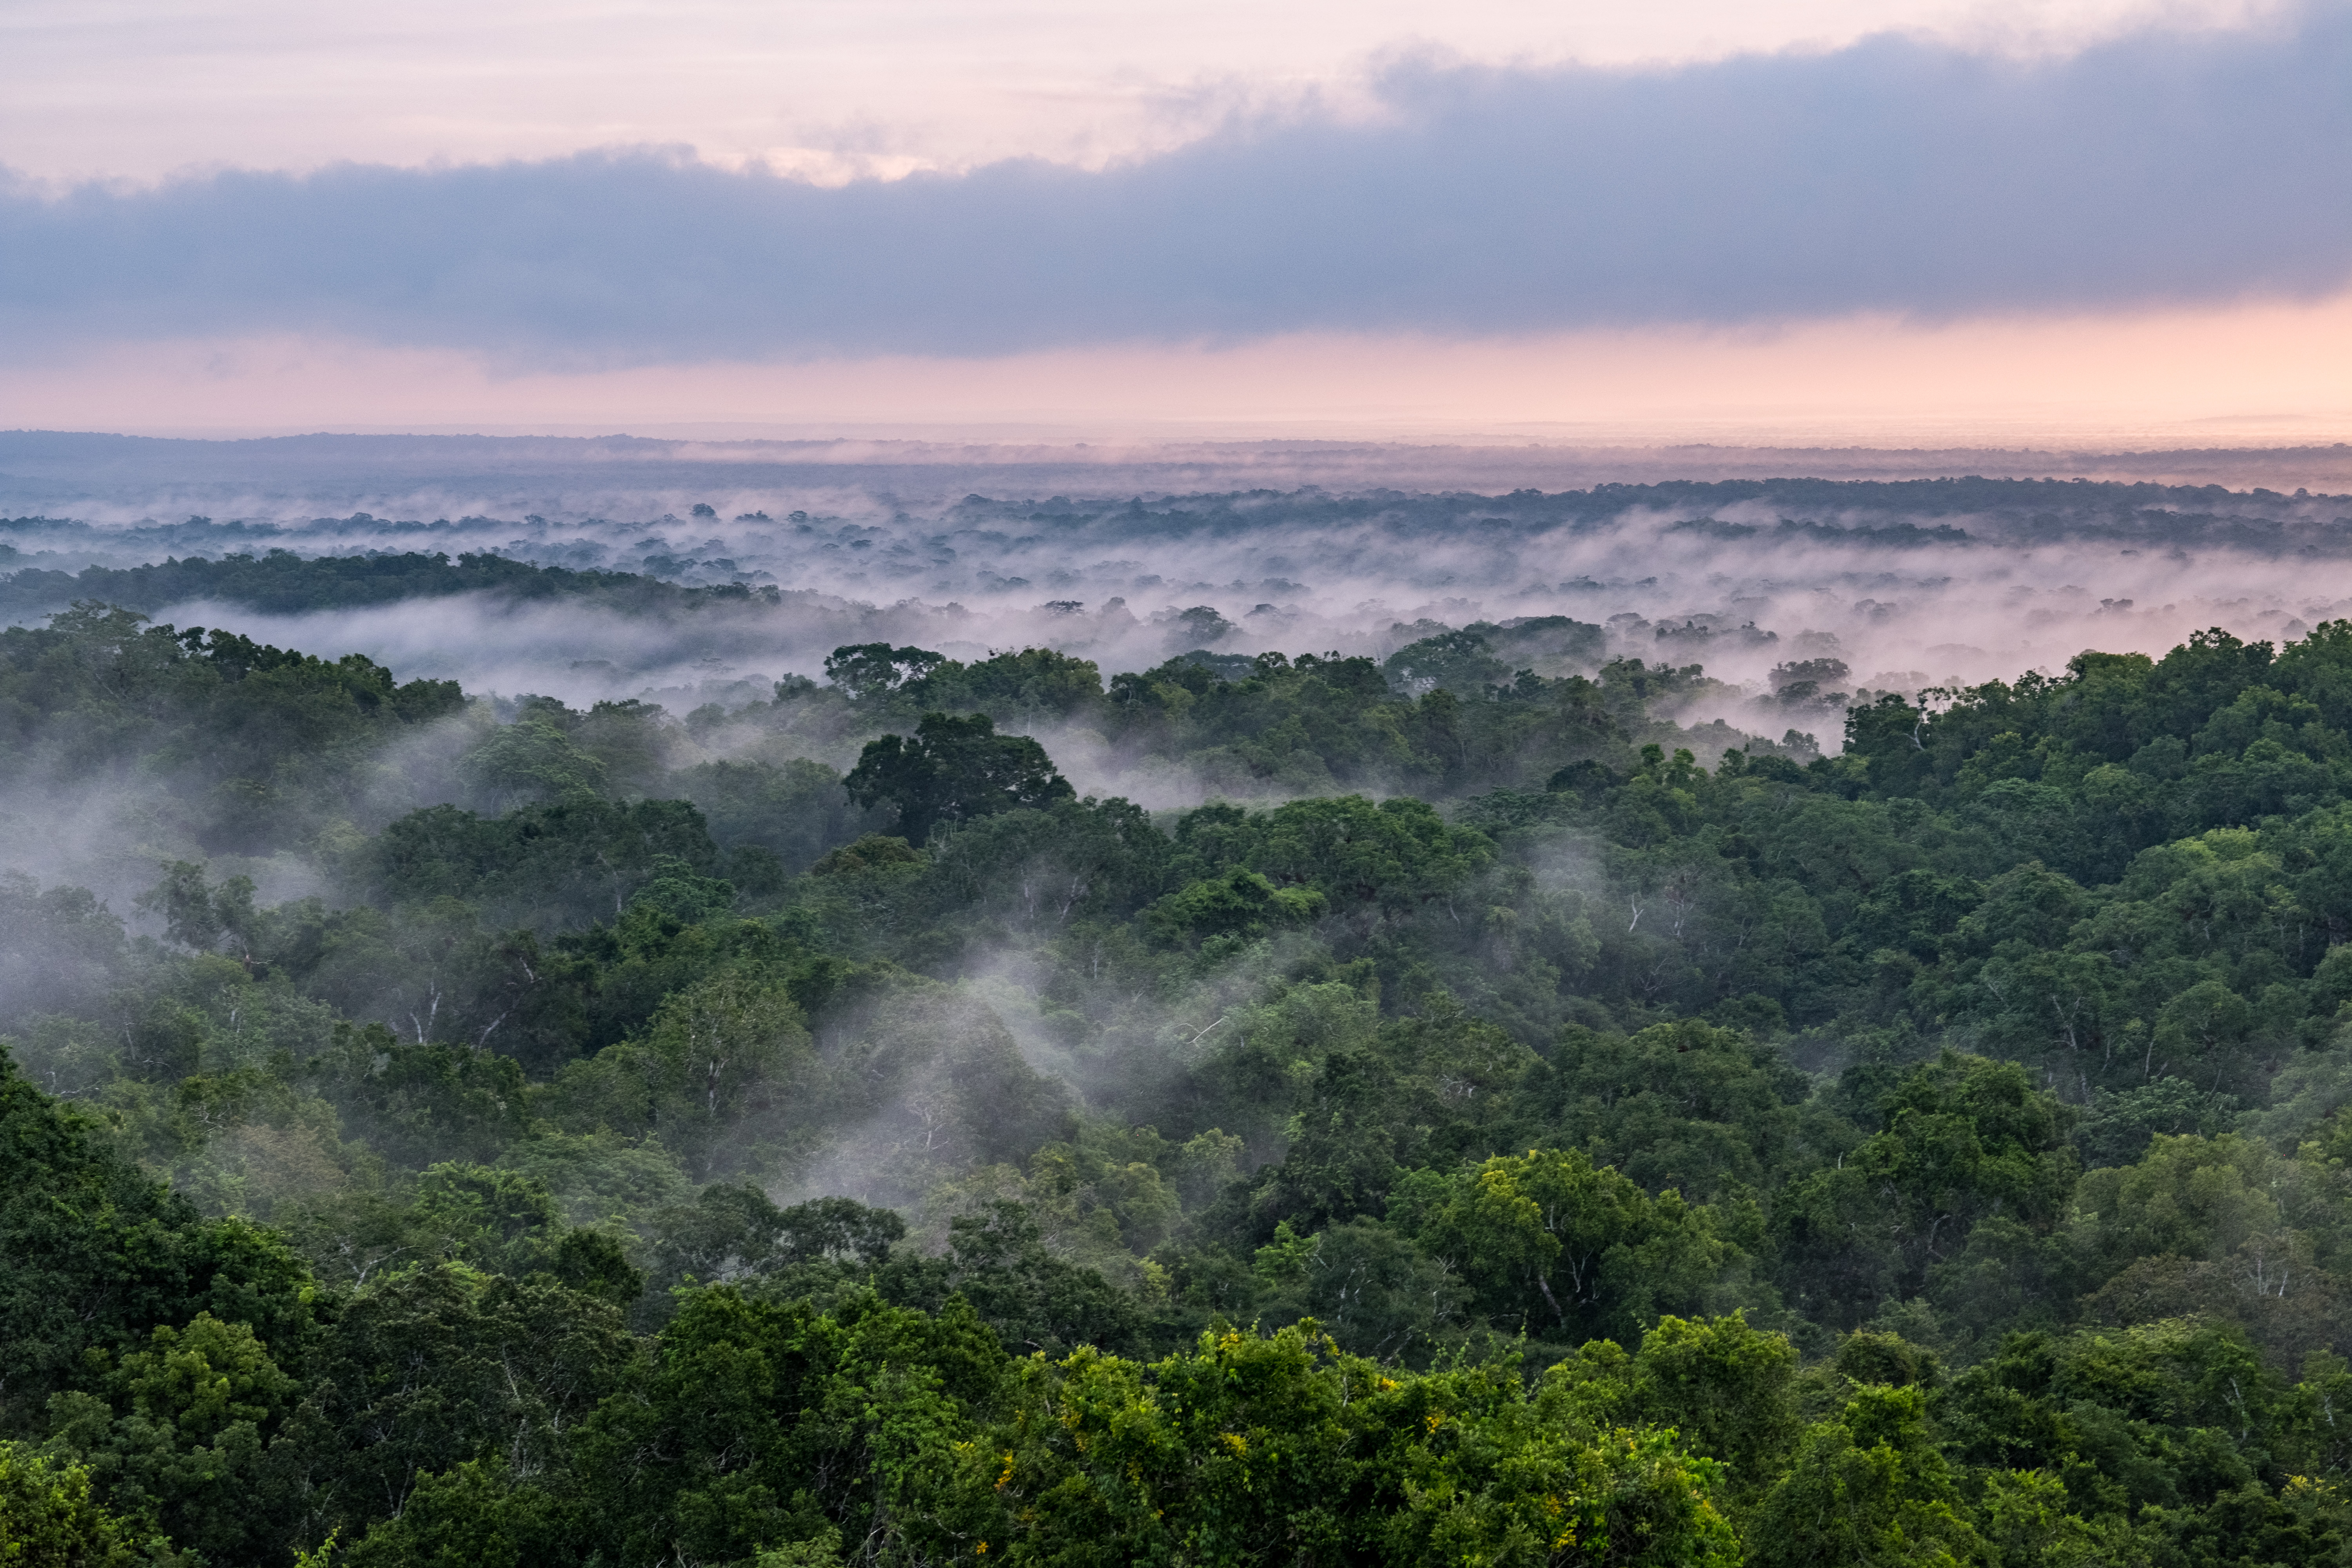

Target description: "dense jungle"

left=10, top=572, right=2352, bottom=1566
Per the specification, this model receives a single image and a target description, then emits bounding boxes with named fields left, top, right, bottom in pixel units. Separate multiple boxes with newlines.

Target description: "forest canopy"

left=8, top=594, right=2352, bottom=1564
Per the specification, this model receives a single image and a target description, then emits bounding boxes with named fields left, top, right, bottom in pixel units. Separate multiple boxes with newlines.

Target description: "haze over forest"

left=7, top=423, right=2352, bottom=1565
left=0, top=431, right=2342, bottom=886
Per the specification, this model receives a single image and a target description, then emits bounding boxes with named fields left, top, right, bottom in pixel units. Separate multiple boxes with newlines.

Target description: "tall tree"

left=844, top=712, right=1073, bottom=844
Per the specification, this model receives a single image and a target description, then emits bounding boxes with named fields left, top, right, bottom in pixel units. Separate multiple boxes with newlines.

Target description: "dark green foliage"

left=310, top=1029, right=532, bottom=1167
left=305, top=1265, right=638, bottom=1523
left=822, top=641, right=946, bottom=702
left=1383, top=628, right=1513, bottom=696
left=670, top=755, right=875, bottom=873
left=940, top=645, right=1105, bottom=718
left=1382, top=619, right=1607, bottom=701
left=643, top=1186, right=904, bottom=1296
left=0, top=1049, right=316, bottom=1433
left=808, top=831, right=924, bottom=876
left=844, top=710, right=1076, bottom=843
left=1525, top=1019, right=1812, bottom=1203
left=0, top=548, right=778, bottom=623
left=917, top=795, right=1172, bottom=933
left=878, top=1201, right=1142, bottom=1355
left=1774, top=1052, right=2078, bottom=1325
left=365, top=797, right=728, bottom=931
left=554, top=1286, right=1006, bottom=1568
left=0, top=604, right=464, bottom=855
left=823, top=641, right=1104, bottom=726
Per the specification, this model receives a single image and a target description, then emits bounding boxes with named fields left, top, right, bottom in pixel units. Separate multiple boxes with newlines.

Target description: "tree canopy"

left=11, top=595, right=2352, bottom=1563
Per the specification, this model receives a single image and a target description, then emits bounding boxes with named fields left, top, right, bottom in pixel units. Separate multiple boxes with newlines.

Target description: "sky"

left=1, top=0, right=2344, bottom=442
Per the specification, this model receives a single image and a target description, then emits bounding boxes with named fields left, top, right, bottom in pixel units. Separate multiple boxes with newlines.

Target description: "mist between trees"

left=15, top=492, right=2352, bottom=1563
left=5, top=472, right=2350, bottom=721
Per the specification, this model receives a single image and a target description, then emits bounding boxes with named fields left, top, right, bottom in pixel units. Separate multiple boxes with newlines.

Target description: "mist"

left=6, top=432, right=2347, bottom=726
left=8, top=430, right=2352, bottom=1309
left=6, top=434, right=2343, bottom=975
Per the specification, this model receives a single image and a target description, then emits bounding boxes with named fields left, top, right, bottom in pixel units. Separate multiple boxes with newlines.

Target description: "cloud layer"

left=5, top=5, right=2348, bottom=365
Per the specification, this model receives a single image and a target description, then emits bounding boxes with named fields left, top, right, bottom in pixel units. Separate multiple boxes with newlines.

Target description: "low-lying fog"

left=112, top=534, right=2348, bottom=739
left=3, top=428, right=2350, bottom=993
left=7, top=434, right=2348, bottom=725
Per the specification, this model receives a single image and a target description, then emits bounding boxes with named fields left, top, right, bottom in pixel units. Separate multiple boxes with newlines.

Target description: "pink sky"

left=0, top=0, right=2270, bottom=184
left=2, top=0, right=2339, bottom=444
left=10, top=295, right=2346, bottom=447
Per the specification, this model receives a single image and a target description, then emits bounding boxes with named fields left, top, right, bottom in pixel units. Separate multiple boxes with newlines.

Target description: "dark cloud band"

left=5, top=6, right=2349, bottom=364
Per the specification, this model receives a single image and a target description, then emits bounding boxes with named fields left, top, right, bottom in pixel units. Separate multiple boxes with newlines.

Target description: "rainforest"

left=7, top=0, right=2350, bottom=1551
left=9, top=534, right=2352, bottom=1566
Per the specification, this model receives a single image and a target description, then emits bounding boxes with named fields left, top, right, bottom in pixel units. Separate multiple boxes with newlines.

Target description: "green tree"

left=1748, top=1385, right=1982, bottom=1568
left=1627, top=1312, right=1799, bottom=1509
left=308, top=1266, right=638, bottom=1528
left=1773, top=1053, right=2075, bottom=1323
left=41, top=1312, right=300, bottom=1565
left=1145, top=867, right=1325, bottom=947
left=822, top=642, right=946, bottom=704
left=0, top=1051, right=314, bottom=1432
left=343, top=1457, right=555, bottom=1568
left=460, top=715, right=609, bottom=810
left=1418, top=1148, right=1747, bottom=1343
left=0, top=1442, right=143, bottom=1568
left=844, top=713, right=1074, bottom=844
left=969, top=1324, right=1740, bottom=1568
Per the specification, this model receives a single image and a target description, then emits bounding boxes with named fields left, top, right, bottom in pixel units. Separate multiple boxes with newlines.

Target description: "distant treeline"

left=0, top=548, right=783, bottom=621
left=4, top=469, right=2351, bottom=632
left=967, top=475, right=2352, bottom=553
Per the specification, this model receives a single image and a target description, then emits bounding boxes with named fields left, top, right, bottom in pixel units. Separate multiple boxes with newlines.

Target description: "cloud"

left=4, top=5, right=2348, bottom=365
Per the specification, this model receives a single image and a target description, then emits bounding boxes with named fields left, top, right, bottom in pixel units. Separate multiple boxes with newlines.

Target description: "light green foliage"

left=342, top=1458, right=551, bottom=1568
left=411, top=1162, right=563, bottom=1270
left=1750, top=1386, right=1982, bottom=1568
left=0, top=1442, right=143, bottom=1568
left=40, top=1313, right=301, bottom=1564
left=970, top=1325, right=1740, bottom=1568
left=116, top=1312, right=296, bottom=1443
left=1145, top=866, right=1325, bottom=947
left=1626, top=1312, right=1801, bottom=1503
left=1416, top=1148, right=1753, bottom=1343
